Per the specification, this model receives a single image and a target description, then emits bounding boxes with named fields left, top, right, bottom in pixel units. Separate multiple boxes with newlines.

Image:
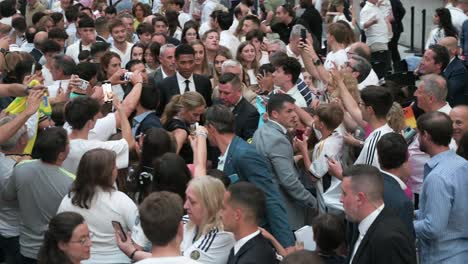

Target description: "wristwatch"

left=0, top=48, right=7, bottom=54
left=313, top=58, right=322, bottom=66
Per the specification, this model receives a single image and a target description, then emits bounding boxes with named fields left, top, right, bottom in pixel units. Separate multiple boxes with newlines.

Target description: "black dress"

left=164, top=118, right=193, bottom=164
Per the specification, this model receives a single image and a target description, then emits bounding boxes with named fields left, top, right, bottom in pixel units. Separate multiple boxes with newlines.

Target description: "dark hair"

left=152, top=153, right=191, bottom=201
left=139, top=192, right=184, bottom=246
left=165, top=10, right=180, bottom=37
left=0, top=0, right=16, bottom=18
left=34, top=127, right=68, bottom=163
left=49, top=27, right=69, bottom=40
left=25, top=26, right=37, bottom=43
left=282, top=250, right=322, bottom=264
left=76, top=62, right=98, bottom=81
left=316, top=103, right=344, bottom=130
left=94, top=16, right=108, bottom=33
left=360, top=85, right=393, bottom=119
left=435, top=7, right=458, bottom=38
left=172, top=0, right=185, bottom=8
left=267, top=93, right=295, bottom=115
left=377, top=133, right=408, bottom=170
left=181, top=21, right=200, bottom=44
left=130, top=43, right=147, bottom=59
left=99, top=51, right=121, bottom=78
left=64, top=97, right=101, bottom=130
left=243, top=15, right=261, bottom=27
left=90, top=41, right=110, bottom=57
left=50, top=12, right=64, bottom=25
left=78, top=16, right=94, bottom=28
left=219, top=72, right=242, bottom=89
left=15, top=57, right=40, bottom=83
left=65, top=6, right=79, bottom=23
left=108, top=18, right=125, bottom=32
left=417, top=111, right=453, bottom=147
left=132, top=2, right=151, bottom=18
left=227, top=182, right=266, bottom=224
left=427, top=44, right=450, bottom=72
left=259, top=63, right=275, bottom=74
left=313, top=214, right=345, bottom=253
left=205, top=104, right=236, bottom=134
left=125, top=59, right=144, bottom=71
left=277, top=56, right=302, bottom=84
left=245, top=29, right=265, bottom=42
left=136, top=22, right=155, bottom=35
left=139, top=83, right=160, bottom=110
left=152, top=14, right=168, bottom=26
left=32, top=12, right=47, bottom=25
left=148, top=42, right=161, bottom=62
left=42, top=40, right=62, bottom=54
left=12, top=16, right=27, bottom=32
left=216, top=11, right=233, bottom=31
left=70, top=149, right=116, bottom=209
left=175, top=43, right=195, bottom=59
left=51, top=102, right=66, bottom=127
left=104, top=5, right=117, bottom=15
left=53, top=55, right=77, bottom=76
left=456, top=132, right=468, bottom=160
left=342, top=165, right=384, bottom=202
left=37, top=212, right=85, bottom=264
left=279, top=4, right=295, bottom=17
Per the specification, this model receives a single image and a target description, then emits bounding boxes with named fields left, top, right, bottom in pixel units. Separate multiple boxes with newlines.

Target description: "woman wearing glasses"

left=38, top=212, right=92, bottom=264
left=57, top=148, right=138, bottom=264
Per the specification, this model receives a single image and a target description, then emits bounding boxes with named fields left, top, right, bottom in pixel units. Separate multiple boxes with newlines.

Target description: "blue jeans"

left=0, top=234, right=20, bottom=264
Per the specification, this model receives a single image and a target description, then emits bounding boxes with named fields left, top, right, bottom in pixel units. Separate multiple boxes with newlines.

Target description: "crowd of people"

left=0, top=0, right=468, bottom=263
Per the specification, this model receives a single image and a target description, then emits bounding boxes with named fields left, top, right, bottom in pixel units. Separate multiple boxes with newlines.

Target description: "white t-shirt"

left=179, top=12, right=191, bottom=28
left=136, top=256, right=200, bottom=264
left=425, top=27, right=446, bottom=49
left=42, top=65, right=54, bottom=86
left=62, top=138, right=129, bottom=174
left=58, top=189, right=138, bottom=264
left=64, top=113, right=117, bottom=141
left=448, top=6, right=467, bottom=34
left=324, top=49, right=348, bottom=70
left=360, top=1, right=389, bottom=46
left=354, top=123, right=393, bottom=168
left=110, top=42, right=133, bottom=68
left=66, top=41, right=92, bottom=63
left=358, top=69, right=379, bottom=90
left=309, top=131, right=344, bottom=212
left=219, top=30, right=240, bottom=59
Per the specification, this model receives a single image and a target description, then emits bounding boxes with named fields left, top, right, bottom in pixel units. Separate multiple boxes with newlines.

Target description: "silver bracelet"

left=195, top=131, right=208, bottom=138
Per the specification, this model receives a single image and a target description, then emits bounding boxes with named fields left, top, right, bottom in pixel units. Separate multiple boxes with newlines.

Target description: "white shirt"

left=229, top=17, right=239, bottom=33
left=350, top=204, right=385, bottom=263
left=324, top=49, right=348, bottom=70
left=284, top=85, right=307, bottom=107
left=286, top=45, right=304, bottom=68
left=219, top=30, right=240, bottom=58
left=58, top=189, right=138, bottom=264
left=199, top=21, right=212, bottom=37
left=64, top=113, right=117, bottom=141
left=309, top=131, right=344, bottom=212
left=360, top=1, right=389, bottom=46
left=201, top=0, right=219, bottom=24
left=65, top=41, right=92, bottom=63
left=268, top=119, right=288, bottom=134
left=62, top=138, right=129, bottom=174
left=333, top=14, right=354, bottom=28
left=217, top=141, right=232, bottom=171
left=20, top=42, right=34, bottom=53
left=179, top=12, right=191, bottom=28
left=425, top=27, right=446, bottom=50
left=136, top=257, right=201, bottom=264
left=355, top=123, right=393, bottom=168
left=448, top=6, right=467, bottom=34
left=176, top=72, right=196, bottom=94
left=358, top=69, right=380, bottom=90
left=381, top=170, right=407, bottom=190
left=110, top=42, right=133, bottom=67
left=42, top=65, right=54, bottom=86
left=233, top=230, right=260, bottom=254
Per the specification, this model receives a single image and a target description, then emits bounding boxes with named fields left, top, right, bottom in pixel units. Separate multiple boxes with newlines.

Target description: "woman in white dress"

left=425, top=7, right=458, bottom=49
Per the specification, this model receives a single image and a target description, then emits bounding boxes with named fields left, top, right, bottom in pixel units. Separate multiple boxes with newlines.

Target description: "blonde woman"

left=181, top=176, right=235, bottom=264
left=161, top=91, right=206, bottom=164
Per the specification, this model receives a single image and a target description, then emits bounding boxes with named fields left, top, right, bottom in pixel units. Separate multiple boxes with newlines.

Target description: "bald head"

left=450, top=105, right=468, bottom=144
left=349, top=42, right=371, bottom=62
left=34, top=31, right=48, bottom=49
left=439, top=37, right=458, bottom=58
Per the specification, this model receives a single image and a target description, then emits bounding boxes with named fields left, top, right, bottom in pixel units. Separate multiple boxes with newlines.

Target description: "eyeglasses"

left=345, top=61, right=357, bottom=72
left=70, top=232, right=93, bottom=246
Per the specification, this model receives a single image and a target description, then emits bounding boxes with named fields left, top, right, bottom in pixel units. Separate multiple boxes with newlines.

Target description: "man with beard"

left=414, top=112, right=468, bottom=263
left=109, top=19, right=134, bottom=67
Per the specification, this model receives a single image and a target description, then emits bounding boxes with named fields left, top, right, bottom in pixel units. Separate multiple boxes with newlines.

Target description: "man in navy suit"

left=156, top=44, right=212, bottom=114
left=222, top=182, right=278, bottom=264
left=440, top=37, right=468, bottom=106
left=204, top=104, right=295, bottom=250
left=376, top=133, right=414, bottom=237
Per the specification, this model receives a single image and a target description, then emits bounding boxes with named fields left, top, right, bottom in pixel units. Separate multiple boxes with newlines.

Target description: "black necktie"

left=184, top=80, right=190, bottom=92
left=227, top=247, right=235, bottom=264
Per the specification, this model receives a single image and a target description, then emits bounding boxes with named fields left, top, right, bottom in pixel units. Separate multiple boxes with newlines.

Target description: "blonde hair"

left=328, top=72, right=360, bottom=103
left=187, top=176, right=226, bottom=239
left=387, top=102, right=406, bottom=133
left=161, top=91, right=206, bottom=125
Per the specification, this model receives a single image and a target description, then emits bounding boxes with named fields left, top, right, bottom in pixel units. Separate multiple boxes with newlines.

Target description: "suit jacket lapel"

left=235, top=234, right=261, bottom=260
left=223, top=136, right=239, bottom=175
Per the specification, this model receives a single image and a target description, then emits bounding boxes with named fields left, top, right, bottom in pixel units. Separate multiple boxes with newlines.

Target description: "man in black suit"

left=377, top=133, right=415, bottom=237
left=218, top=73, right=259, bottom=141
left=342, top=165, right=416, bottom=264
left=440, top=37, right=468, bottom=106
left=156, top=44, right=212, bottom=114
left=222, top=182, right=278, bottom=264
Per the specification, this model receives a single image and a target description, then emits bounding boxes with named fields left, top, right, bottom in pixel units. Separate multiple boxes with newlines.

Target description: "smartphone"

left=300, top=28, right=306, bottom=43
left=403, top=126, right=417, bottom=144
left=102, top=82, right=113, bottom=102
left=78, top=78, right=89, bottom=91
left=296, top=128, right=305, bottom=140
left=111, top=221, right=127, bottom=242
left=30, top=63, right=36, bottom=76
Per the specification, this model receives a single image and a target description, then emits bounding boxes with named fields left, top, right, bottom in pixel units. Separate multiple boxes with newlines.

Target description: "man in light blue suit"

left=204, top=104, right=295, bottom=249
left=252, top=93, right=317, bottom=230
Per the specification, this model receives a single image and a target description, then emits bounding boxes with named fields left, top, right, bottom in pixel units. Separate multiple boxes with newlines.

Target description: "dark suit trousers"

left=388, top=30, right=402, bottom=67
left=371, top=50, right=391, bottom=79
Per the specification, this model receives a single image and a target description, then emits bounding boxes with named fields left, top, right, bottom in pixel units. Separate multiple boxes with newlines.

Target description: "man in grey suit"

left=150, top=43, right=176, bottom=84
left=252, top=93, right=317, bottom=230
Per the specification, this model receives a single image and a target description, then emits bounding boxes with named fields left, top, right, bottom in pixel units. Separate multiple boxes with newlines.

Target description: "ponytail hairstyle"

left=161, top=91, right=206, bottom=125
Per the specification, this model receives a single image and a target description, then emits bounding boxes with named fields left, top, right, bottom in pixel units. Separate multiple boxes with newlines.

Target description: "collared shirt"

left=350, top=204, right=385, bottom=263
left=217, top=141, right=232, bottom=171
left=268, top=119, right=288, bottom=134
left=233, top=230, right=260, bottom=255
left=360, top=1, right=389, bottom=46
left=381, top=170, right=407, bottom=190
left=176, top=72, right=195, bottom=94
left=286, top=45, right=304, bottom=67
left=284, top=85, right=307, bottom=108
left=132, top=111, right=154, bottom=136
left=438, top=102, right=452, bottom=115
left=296, top=78, right=314, bottom=106
left=414, top=150, right=468, bottom=263
left=220, top=30, right=240, bottom=60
